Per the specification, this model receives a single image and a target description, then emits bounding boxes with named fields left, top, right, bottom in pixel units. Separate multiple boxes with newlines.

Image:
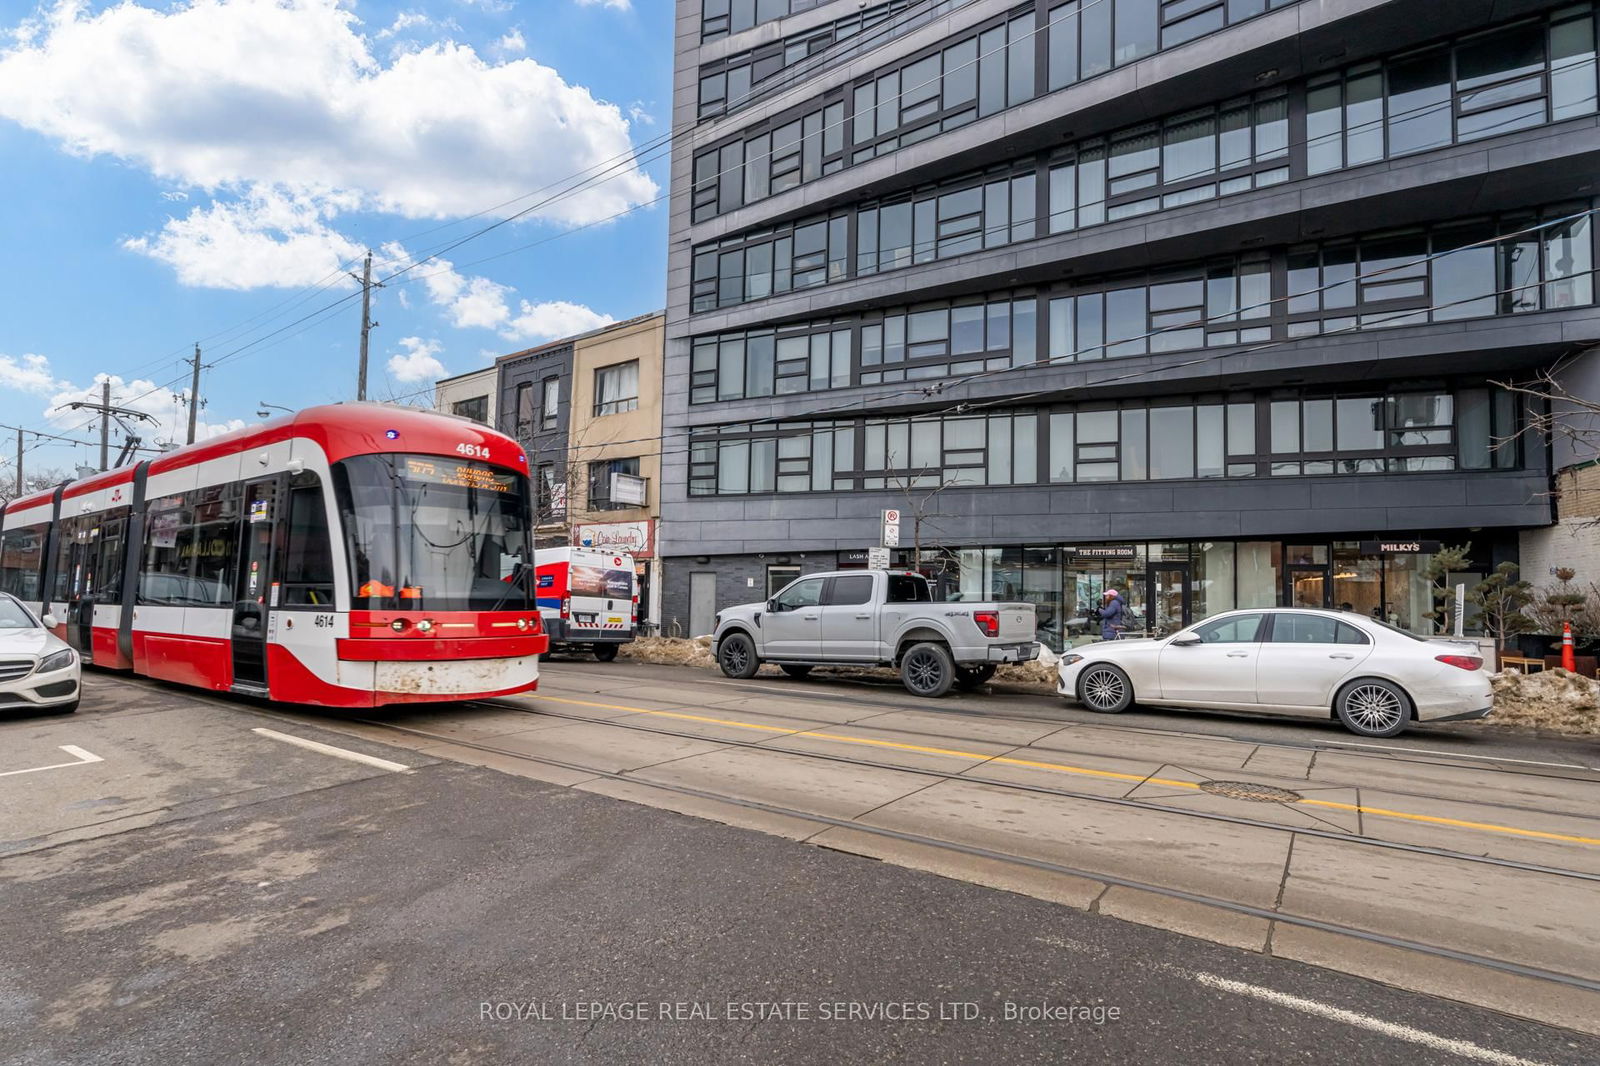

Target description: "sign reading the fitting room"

left=1359, top=540, right=1442, bottom=555
left=1065, top=545, right=1137, bottom=562
left=881, top=509, right=901, bottom=547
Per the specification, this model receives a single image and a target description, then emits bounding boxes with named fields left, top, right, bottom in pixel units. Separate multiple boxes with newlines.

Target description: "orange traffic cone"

left=1561, top=621, right=1577, bottom=672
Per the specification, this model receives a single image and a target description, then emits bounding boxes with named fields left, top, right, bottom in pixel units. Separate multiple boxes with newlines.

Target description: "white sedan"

left=0, top=593, right=81, bottom=714
left=1057, top=608, right=1492, bottom=738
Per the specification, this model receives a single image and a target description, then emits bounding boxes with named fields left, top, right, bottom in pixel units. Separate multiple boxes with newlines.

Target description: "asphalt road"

left=2, top=673, right=1598, bottom=1064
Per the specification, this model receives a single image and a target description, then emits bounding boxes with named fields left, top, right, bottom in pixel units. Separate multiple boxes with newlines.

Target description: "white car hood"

left=0, top=627, right=59, bottom=657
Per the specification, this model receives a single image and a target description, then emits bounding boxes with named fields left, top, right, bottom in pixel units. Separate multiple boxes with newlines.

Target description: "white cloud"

left=0, top=353, right=59, bottom=394
left=377, top=11, right=434, bottom=38
left=45, top=373, right=246, bottom=452
left=492, top=28, right=525, bottom=55
left=124, top=185, right=365, bottom=289
left=576, top=0, right=632, bottom=11
left=628, top=101, right=654, bottom=126
left=502, top=300, right=612, bottom=343
left=396, top=247, right=614, bottom=343
left=0, top=0, right=657, bottom=226
left=386, top=337, right=446, bottom=382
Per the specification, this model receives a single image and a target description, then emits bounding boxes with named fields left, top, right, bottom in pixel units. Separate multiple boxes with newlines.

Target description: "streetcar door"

left=231, top=479, right=279, bottom=689
left=64, top=520, right=96, bottom=664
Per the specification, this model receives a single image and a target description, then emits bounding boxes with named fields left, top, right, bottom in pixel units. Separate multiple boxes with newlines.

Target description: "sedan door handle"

left=1225, top=651, right=1250, bottom=658
left=1329, top=653, right=1355, bottom=659
left=802, top=614, right=819, bottom=620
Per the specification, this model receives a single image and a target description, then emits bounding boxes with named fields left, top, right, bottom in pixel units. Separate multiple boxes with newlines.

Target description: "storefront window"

left=1382, top=554, right=1434, bottom=633
left=1237, top=542, right=1278, bottom=608
left=1331, top=542, right=1383, bottom=618
left=1194, top=541, right=1235, bottom=617
left=1023, top=547, right=1063, bottom=649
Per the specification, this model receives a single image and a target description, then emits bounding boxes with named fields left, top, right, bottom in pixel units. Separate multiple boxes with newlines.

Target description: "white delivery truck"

left=532, top=547, right=638, bottom=660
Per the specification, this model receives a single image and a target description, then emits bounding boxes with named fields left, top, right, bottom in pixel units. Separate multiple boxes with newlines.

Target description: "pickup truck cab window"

left=772, top=577, right=824, bottom=611
left=825, top=574, right=874, bottom=605
left=886, top=575, right=932, bottom=603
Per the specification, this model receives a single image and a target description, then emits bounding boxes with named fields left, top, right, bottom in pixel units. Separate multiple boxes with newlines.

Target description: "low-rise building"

left=432, top=366, right=497, bottom=427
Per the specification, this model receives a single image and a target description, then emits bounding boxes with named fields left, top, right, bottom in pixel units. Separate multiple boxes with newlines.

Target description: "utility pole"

left=186, top=343, right=203, bottom=444
left=58, top=382, right=157, bottom=472
left=351, top=251, right=383, bottom=402
left=99, top=381, right=110, bottom=470
left=13, top=428, right=21, bottom=498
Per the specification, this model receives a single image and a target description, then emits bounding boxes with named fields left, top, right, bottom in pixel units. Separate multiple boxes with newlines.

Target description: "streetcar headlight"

left=390, top=619, right=407, bottom=633
left=36, top=649, right=76, bottom=674
left=517, top=617, right=529, bottom=631
left=417, top=619, right=434, bottom=634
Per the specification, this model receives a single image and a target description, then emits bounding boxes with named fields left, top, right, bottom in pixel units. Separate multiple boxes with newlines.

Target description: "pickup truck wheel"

left=780, top=664, right=813, bottom=679
left=1078, top=664, right=1133, bottom=714
left=592, top=643, right=619, bottom=662
left=954, top=664, right=996, bottom=691
left=901, top=642, right=955, bottom=698
left=717, top=633, right=760, bottom=679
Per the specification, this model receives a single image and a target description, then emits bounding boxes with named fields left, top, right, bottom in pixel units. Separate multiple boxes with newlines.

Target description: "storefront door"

left=1286, top=564, right=1331, bottom=609
left=1145, top=566, right=1190, bottom=637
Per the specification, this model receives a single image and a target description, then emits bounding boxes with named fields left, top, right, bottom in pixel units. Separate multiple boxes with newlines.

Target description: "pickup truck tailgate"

left=999, top=606, right=1035, bottom=641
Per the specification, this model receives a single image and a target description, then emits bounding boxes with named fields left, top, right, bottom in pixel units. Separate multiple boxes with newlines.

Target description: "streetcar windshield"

left=334, top=454, right=532, bottom=611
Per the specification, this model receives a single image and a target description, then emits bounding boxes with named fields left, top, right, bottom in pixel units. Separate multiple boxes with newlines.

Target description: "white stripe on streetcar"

left=0, top=745, right=105, bottom=778
left=1191, top=971, right=1552, bottom=1066
left=251, top=728, right=411, bottom=773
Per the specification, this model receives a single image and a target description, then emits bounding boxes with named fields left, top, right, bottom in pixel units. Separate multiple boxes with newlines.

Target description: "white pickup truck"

left=711, top=570, right=1038, bottom=697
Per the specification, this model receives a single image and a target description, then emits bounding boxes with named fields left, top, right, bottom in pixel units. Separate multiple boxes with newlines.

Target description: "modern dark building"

left=661, top=0, right=1600, bottom=645
left=497, top=338, right=575, bottom=541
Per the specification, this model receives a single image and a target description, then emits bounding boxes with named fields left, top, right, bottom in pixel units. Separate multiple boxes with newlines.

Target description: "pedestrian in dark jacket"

left=1099, top=588, right=1128, bottom=641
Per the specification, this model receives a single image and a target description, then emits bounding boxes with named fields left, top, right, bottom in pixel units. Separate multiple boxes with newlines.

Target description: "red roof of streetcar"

left=2, top=405, right=528, bottom=514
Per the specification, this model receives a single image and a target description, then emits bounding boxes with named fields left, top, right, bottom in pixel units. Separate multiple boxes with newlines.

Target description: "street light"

left=257, top=401, right=294, bottom=419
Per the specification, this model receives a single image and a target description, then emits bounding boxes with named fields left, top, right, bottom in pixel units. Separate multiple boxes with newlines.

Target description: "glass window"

left=1120, top=409, right=1147, bottom=480
left=1387, top=49, right=1452, bottom=156
left=773, top=576, right=824, bottom=609
left=593, top=361, right=640, bottom=416
left=1194, top=613, right=1263, bottom=643
left=280, top=478, right=336, bottom=607
left=1149, top=407, right=1194, bottom=479
left=887, top=574, right=932, bottom=602
left=826, top=574, right=875, bottom=605
left=541, top=377, right=560, bottom=427
left=1270, top=401, right=1299, bottom=453
left=1269, top=612, right=1342, bottom=643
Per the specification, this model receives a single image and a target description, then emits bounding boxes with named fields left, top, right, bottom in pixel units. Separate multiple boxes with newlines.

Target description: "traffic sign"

left=882, top=508, right=900, bottom=547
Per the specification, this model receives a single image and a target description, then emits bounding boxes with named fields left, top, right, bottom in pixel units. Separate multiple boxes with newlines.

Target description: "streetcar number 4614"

left=455, top=443, right=491, bottom=459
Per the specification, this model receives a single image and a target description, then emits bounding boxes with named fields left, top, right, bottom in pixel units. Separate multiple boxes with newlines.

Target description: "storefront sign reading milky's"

left=1359, top=540, right=1441, bottom=555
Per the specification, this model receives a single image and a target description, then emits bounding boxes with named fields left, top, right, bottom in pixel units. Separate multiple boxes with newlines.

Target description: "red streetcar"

left=0, top=404, right=548, bottom=707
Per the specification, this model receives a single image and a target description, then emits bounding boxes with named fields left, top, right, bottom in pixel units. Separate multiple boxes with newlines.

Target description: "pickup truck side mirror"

left=1170, top=634, right=1202, bottom=646
left=766, top=599, right=781, bottom=612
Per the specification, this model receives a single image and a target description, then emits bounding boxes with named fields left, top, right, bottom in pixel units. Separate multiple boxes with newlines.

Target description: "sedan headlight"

left=1060, top=653, right=1084, bottom=667
left=36, top=649, right=76, bottom=674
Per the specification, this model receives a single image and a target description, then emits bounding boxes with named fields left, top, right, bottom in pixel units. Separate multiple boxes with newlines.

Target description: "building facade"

left=661, top=0, right=1600, bottom=644
left=433, top=366, right=498, bottom=427
left=489, top=314, right=668, bottom=621
left=566, top=313, right=668, bottom=626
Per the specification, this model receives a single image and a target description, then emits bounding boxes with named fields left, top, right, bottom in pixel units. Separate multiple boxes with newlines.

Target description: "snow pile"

left=1489, top=668, right=1600, bottom=735
left=619, top=635, right=716, bottom=668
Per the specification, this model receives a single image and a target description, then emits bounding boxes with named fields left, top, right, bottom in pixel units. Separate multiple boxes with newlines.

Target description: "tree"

left=0, top=466, right=73, bottom=506
left=1526, top=567, right=1596, bottom=639
left=1467, top=561, right=1535, bottom=660
left=1498, top=368, right=1600, bottom=529
left=1421, top=543, right=1472, bottom=634
left=881, top=453, right=960, bottom=582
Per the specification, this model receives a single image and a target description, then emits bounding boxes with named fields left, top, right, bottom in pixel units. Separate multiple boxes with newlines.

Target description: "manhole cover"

left=1199, top=780, right=1303, bottom=803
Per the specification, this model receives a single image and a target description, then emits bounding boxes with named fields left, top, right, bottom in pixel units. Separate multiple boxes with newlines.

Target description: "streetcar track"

left=544, top=666, right=1600, bottom=779
left=466, top=697, right=1600, bottom=880
left=333, top=711, right=1600, bottom=997
left=520, top=684, right=1600, bottom=824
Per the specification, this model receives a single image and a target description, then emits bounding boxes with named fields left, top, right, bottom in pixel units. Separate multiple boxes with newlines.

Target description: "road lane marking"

left=251, top=728, right=411, bottom=773
left=0, top=745, right=105, bottom=778
left=1188, top=971, right=1552, bottom=1066
left=1311, top=739, right=1595, bottom=770
left=536, top=696, right=1600, bottom=847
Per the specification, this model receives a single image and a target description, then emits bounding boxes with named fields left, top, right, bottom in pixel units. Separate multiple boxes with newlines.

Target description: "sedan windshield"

left=0, top=597, right=36, bottom=629
left=335, top=454, right=532, bottom=611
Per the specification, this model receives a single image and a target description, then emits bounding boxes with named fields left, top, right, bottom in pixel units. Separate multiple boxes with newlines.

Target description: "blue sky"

left=0, top=0, right=671, bottom=481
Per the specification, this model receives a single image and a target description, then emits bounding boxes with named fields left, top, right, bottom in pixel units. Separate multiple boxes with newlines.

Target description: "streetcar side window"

left=280, top=476, right=336, bottom=607
left=139, top=495, right=197, bottom=606
left=51, top=517, right=76, bottom=602
left=0, top=522, right=47, bottom=599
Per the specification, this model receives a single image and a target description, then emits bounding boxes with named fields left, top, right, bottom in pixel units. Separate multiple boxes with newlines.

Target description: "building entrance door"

left=1145, top=566, right=1190, bottom=637
left=1286, top=564, right=1331, bottom=609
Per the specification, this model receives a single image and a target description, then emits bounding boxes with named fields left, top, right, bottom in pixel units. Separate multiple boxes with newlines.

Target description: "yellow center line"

left=536, top=695, right=1600, bottom=847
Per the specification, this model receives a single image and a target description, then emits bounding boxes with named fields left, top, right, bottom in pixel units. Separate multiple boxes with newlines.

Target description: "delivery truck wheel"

left=592, top=643, right=619, bottom=662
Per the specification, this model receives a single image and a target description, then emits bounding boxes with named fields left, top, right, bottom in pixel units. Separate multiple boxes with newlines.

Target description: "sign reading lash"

left=402, top=457, right=515, bottom=493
